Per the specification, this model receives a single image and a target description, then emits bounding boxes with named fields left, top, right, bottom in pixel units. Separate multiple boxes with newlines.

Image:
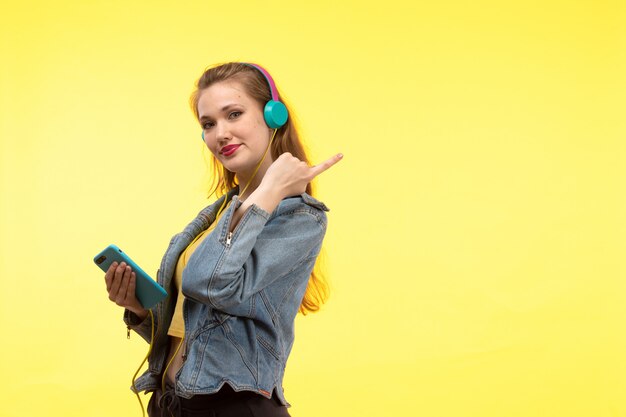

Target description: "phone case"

left=93, top=244, right=167, bottom=309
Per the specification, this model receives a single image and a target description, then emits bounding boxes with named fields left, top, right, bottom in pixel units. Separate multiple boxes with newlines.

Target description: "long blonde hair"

left=189, top=62, right=329, bottom=314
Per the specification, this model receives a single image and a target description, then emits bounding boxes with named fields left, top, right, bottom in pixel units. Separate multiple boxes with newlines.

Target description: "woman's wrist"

left=249, top=182, right=284, bottom=214
left=230, top=184, right=282, bottom=233
left=128, top=307, right=148, bottom=322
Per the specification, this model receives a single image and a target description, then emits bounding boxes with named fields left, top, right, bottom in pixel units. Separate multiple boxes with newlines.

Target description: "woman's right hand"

left=105, top=261, right=148, bottom=320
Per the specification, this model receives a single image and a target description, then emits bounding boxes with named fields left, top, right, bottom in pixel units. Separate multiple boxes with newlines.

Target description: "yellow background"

left=1, top=1, right=625, bottom=416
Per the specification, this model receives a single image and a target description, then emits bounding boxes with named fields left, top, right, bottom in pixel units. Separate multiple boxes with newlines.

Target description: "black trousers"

left=147, top=380, right=291, bottom=417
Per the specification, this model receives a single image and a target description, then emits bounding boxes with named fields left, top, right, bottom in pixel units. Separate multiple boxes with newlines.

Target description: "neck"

left=235, top=128, right=277, bottom=201
left=236, top=156, right=272, bottom=201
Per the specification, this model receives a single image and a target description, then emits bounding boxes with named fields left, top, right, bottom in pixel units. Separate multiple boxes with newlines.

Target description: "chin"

left=219, top=160, right=250, bottom=176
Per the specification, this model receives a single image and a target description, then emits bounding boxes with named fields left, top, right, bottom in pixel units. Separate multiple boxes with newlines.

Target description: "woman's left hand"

left=228, top=152, right=342, bottom=233
left=261, top=152, right=343, bottom=200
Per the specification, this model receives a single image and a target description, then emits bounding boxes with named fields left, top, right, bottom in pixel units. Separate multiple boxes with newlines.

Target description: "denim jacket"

left=123, top=189, right=329, bottom=406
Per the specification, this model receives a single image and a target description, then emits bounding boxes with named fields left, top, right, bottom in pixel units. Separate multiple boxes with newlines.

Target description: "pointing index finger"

left=310, top=153, right=343, bottom=177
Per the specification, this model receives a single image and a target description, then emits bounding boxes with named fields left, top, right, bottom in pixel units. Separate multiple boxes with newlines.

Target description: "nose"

left=215, top=120, right=232, bottom=142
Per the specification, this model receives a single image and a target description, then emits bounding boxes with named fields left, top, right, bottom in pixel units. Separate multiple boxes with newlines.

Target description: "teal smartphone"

left=93, top=244, right=167, bottom=309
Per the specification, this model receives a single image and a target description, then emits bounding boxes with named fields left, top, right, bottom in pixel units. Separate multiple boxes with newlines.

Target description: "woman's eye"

left=202, top=112, right=240, bottom=129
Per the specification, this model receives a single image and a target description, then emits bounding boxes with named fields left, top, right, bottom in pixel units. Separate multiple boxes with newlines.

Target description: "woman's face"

left=197, top=80, right=273, bottom=179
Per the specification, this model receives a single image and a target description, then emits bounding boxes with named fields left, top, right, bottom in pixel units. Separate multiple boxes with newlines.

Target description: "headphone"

left=201, top=63, right=289, bottom=141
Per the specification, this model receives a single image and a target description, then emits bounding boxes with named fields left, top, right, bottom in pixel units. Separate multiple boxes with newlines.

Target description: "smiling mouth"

left=221, top=144, right=241, bottom=157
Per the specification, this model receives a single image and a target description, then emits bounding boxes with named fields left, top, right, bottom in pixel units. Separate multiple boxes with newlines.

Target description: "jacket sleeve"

left=181, top=197, right=327, bottom=313
left=123, top=308, right=155, bottom=343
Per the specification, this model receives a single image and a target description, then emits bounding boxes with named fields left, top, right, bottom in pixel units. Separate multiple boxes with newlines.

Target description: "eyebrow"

left=199, top=103, right=243, bottom=122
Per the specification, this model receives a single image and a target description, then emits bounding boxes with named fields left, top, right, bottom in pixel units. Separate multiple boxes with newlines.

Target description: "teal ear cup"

left=264, top=100, right=288, bottom=129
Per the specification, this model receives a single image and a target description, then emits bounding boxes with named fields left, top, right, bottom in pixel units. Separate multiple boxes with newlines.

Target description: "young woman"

left=104, top=62, right=342, bottom=417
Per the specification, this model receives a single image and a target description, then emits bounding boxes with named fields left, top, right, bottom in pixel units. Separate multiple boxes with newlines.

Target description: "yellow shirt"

left=167, top=202, right=230, bottom=338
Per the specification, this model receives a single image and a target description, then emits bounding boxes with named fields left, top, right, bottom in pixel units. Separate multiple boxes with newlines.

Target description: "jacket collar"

left=198, top=187, right=240, bottom=223
left=300, top=193, right=330, bottom=212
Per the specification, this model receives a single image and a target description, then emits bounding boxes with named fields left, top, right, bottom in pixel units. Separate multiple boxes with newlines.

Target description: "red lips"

left=220, top=144, right=241, bottom=156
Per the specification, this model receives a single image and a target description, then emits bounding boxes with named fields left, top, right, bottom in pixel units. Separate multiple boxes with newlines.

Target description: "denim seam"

left=257, top=334, right=281, bottom=361
left=259, top=290, right=277, bottom=325
left=186, top=320, right=220, bottom=348
left=189, top=327, right=212, bottom=387
left=248, top=291, right=256, bottom=317
left=222, top=321, right=258, bottom=383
